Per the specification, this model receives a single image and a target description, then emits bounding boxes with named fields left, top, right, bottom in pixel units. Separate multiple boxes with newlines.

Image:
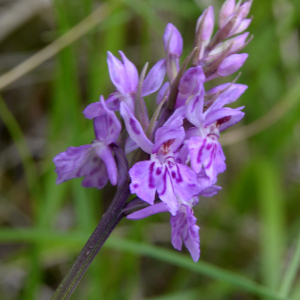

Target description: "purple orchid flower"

left=106, top=51, right=166, bottom=111
left=182, top=68, right=247, bottom=182
left=120, top=102, right=202, bottom=215
left=53, top=96, right=121, bottom=189
left=127, top=198, right=200, bottom=262
left=171, top=203, right=200, bottom=262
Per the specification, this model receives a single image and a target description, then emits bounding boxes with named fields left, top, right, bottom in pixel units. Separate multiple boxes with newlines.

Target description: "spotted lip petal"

left=155, top=164, right=179, bottom=215
left=171, top=205, right=200, bottom=262
left=129, top=160, right=157, bottom=205
left=188, top=136, right=226, bottom=182
left=170, top=162, right=203, bottom=202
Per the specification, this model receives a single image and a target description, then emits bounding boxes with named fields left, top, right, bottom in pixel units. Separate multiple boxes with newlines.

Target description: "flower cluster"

left=53, top=0, right=252, bottom=262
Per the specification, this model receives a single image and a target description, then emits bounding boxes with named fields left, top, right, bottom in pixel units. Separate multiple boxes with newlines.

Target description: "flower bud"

left=163, top=23, right=183, bottom=57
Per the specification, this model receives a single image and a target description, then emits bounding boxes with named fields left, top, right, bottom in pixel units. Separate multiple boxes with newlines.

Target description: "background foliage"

left=0, top=0, right=300, bottom=299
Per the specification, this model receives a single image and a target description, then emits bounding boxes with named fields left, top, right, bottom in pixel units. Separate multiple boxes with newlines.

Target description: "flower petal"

left=119, top=51, right=139, bottom=92
left=178, top=66, right=205, bottom=97
left=126, top=202, right=168, bottom=220
left=217, top=53, right=248, bottom=77
left=167, top=161, right=202, bottom=201
left=196, top=6, right=214, bottom=42
left=83, top=102, right=103, bottom=119
left=93, top=97, right=121, bottom=144
left=120, top=102, right=153, bottom=154
left=163, top=23, right=183, bottom=57
left=186, top=91, right=204, bottom=128
left=106, top=92, right=121, bottom=111
left=204, top=106, right=244, bottom=128
left=188, top=136, right=226, bottom=182
left=107, top=51, right=131, bottom=95
left=129, top=160, right=157, bottom=205
left=94, top=144, right=118, bottom=186
left=153, top=125, right=185, bottom=154
left=171, top=205, right=200, bottom=262
left=142, top=59, right=166, bottom=97
left=53, top=145, right=109, bottom=189
left=156, top=166, right=178, bottom=215
left=157, top=82, right=170, bottom=104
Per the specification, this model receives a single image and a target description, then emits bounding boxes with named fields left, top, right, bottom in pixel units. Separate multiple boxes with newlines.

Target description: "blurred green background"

left=0, top=0, right=300, bottom=299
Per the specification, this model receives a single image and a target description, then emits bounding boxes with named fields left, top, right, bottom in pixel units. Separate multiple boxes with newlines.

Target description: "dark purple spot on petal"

left=156, top=167, right=162, bottom=175
left=206, top=144, right=216, bottom=169
left=171, top=171, right=176, bottom=178
left=197, top=139, right=206, bottom=163
left=175, top=165, right=183, bottom=183
left=133, top=183, right=139, bottom=189
left=159, top=168, right=168, bottom=196
left=216, top=116, right=231, bottom=127
left=149, top=162, right=155, bottom=188
left=206, top=143, right=212, bottom=150
left=130, top=118, right=140, bottom=135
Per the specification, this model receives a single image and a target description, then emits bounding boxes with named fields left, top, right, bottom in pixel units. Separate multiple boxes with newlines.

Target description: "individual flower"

left=127, top=198, right=200, bottom=262
left=120, top=102, right=202, bottom=215
left=184, top=69, right=247, bottom=182
left=106, top=51, right=166, bottom=111
left=171, top=203, right=200, bottom=262
left=53, top=96, right=121, bottom=189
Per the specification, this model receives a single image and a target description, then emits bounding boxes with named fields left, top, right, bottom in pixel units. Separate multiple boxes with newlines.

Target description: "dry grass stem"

left=0, top=2, right=112, bottom=91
